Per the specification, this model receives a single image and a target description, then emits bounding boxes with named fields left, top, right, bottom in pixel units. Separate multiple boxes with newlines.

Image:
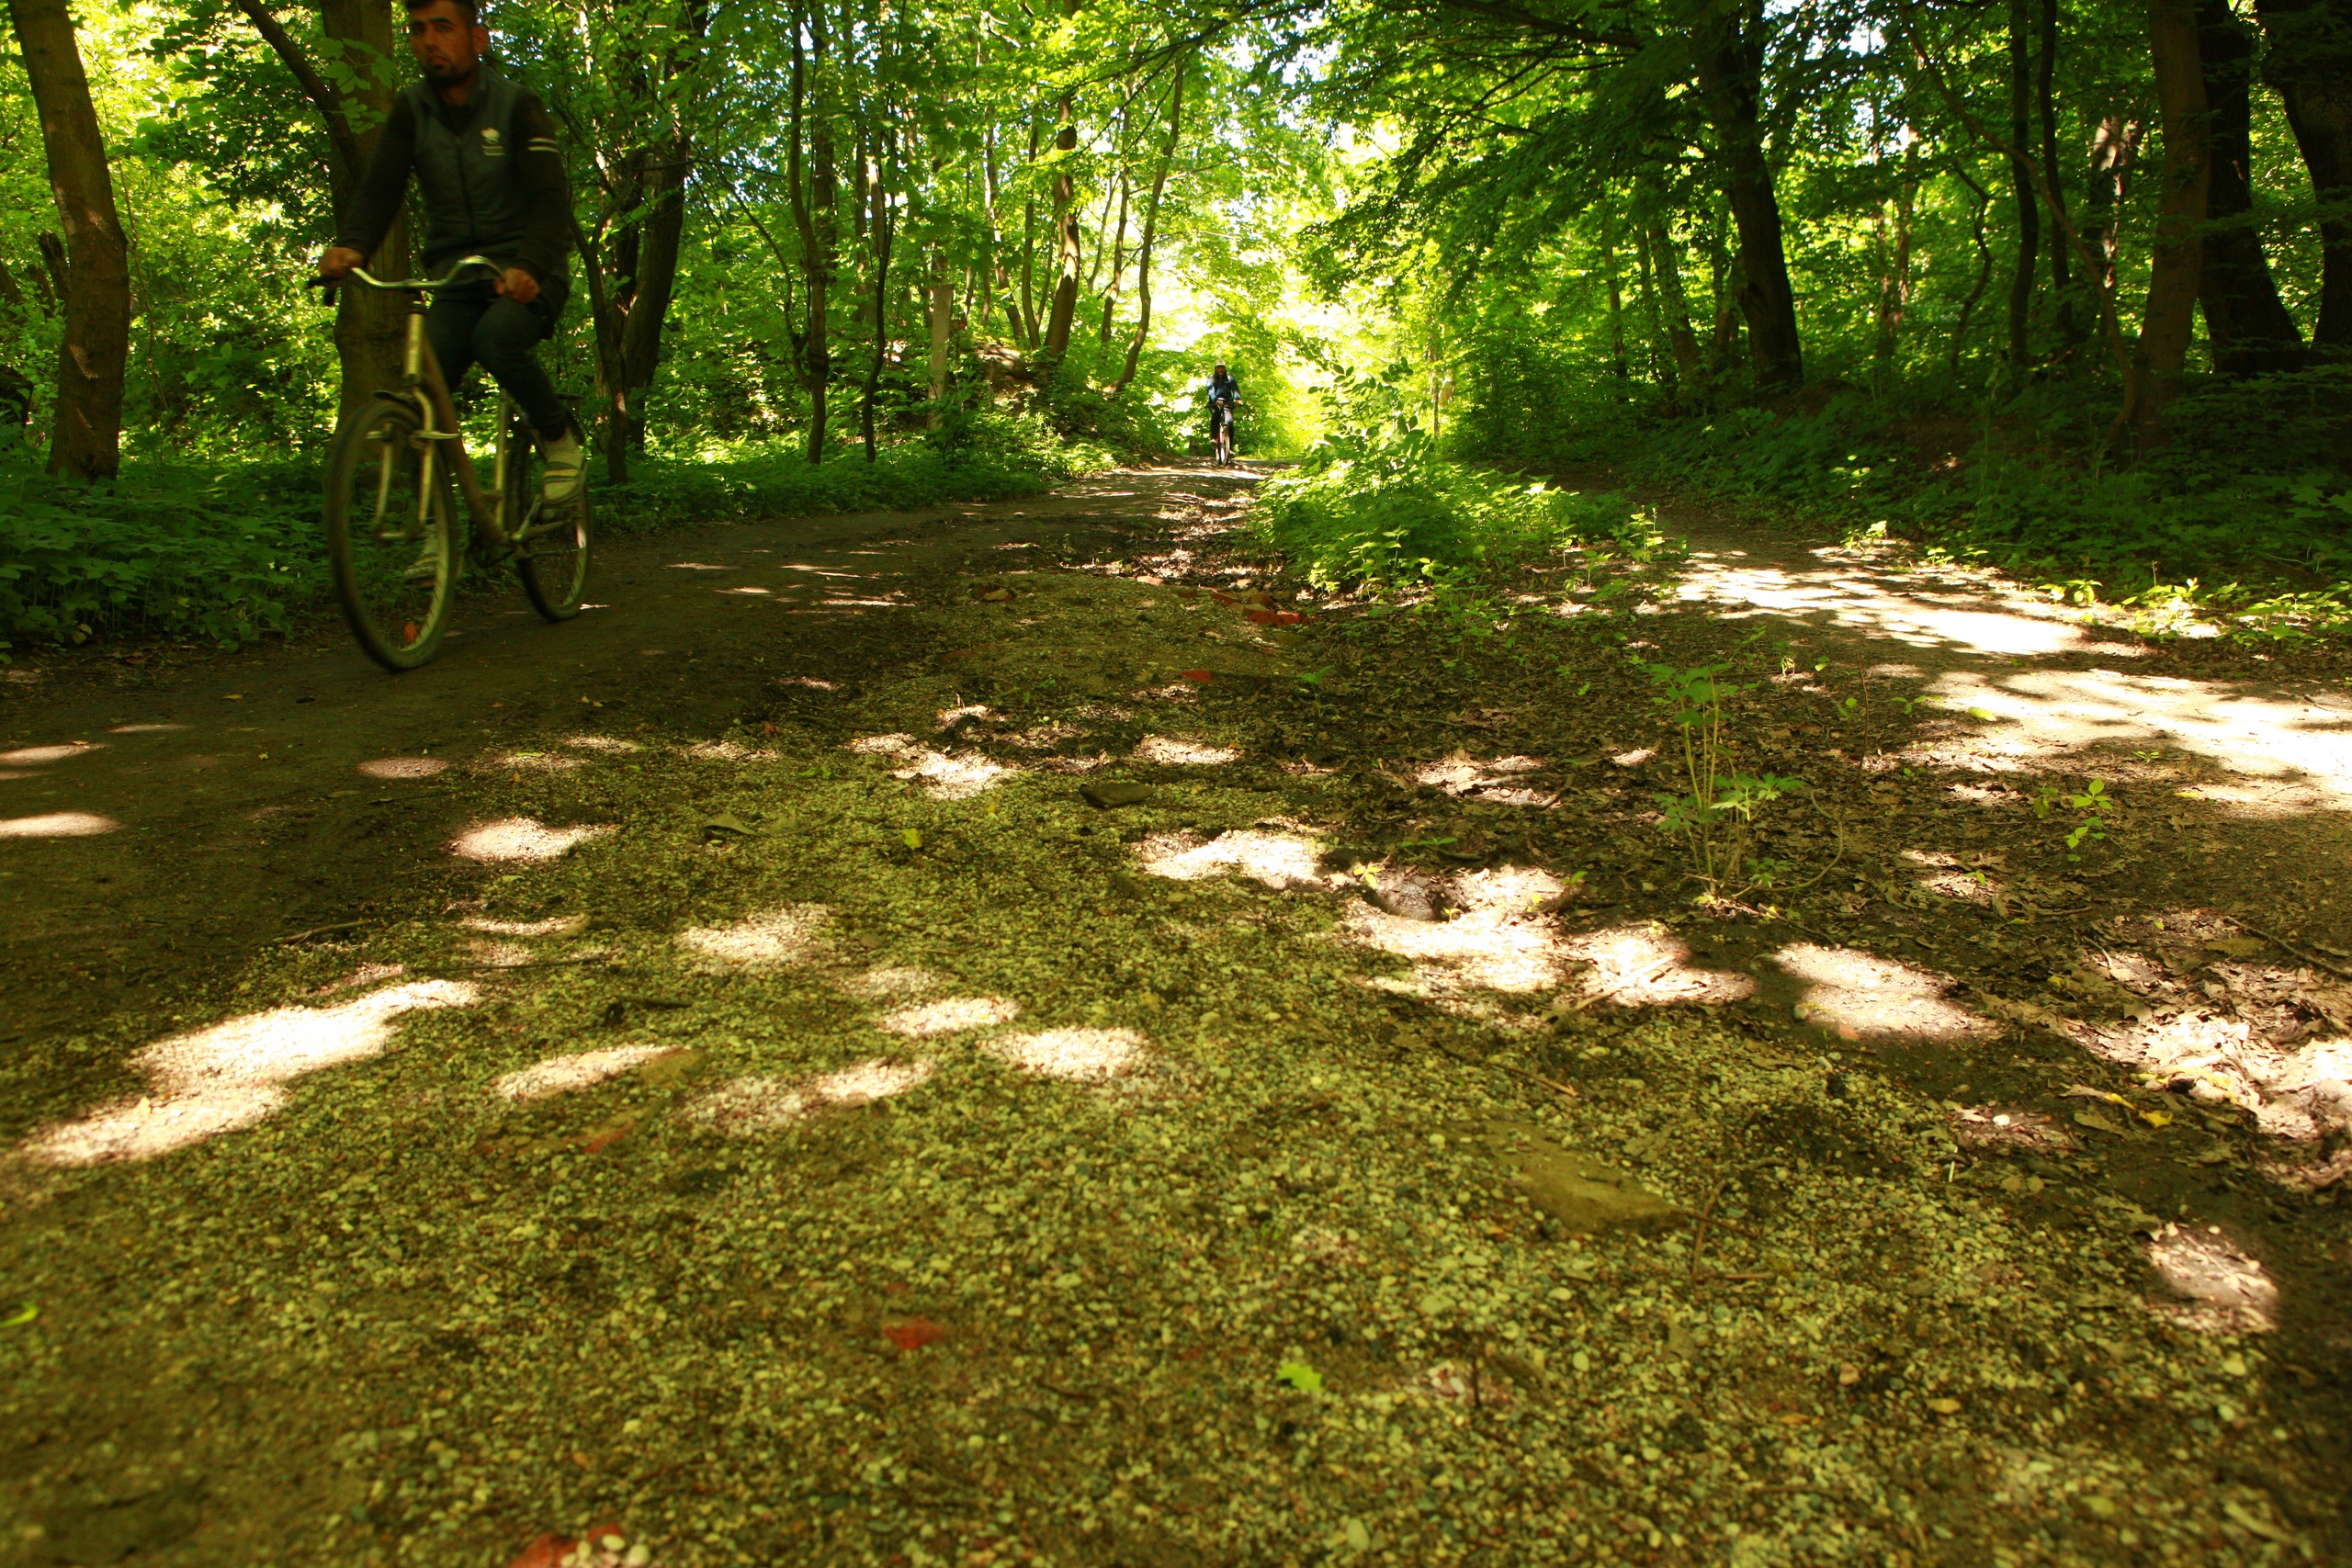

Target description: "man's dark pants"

left=424, top=273, right=570, bottom=440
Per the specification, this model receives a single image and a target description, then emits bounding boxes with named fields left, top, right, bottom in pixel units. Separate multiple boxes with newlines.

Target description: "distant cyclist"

left=318, top=0, right=582, bottom=504
left=1206, top=362, right=1241, bottom=465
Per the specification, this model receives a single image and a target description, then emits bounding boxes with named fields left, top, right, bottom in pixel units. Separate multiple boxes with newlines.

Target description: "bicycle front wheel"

left=324, top=399, right=458, bottom=671
left=505, top=412, right=593, bottom=622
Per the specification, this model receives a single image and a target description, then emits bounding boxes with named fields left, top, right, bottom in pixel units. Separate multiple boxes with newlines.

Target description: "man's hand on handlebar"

left=498, top=266, right=539, bottom=306
left=320, top=246, right=365, bottom=281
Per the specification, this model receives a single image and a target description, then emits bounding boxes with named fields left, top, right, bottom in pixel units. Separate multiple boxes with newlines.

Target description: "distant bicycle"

left=312, top=255, right=591, bottom=671
left=1210, top=397, right=1242, bottom=465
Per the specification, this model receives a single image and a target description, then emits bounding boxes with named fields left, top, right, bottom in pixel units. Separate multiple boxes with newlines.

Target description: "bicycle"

left=1210, top=398, right=1240, bottom=466
left=314, top=255, right=592, bottom=671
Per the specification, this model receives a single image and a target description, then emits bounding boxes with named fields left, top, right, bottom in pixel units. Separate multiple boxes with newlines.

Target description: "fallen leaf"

left=1926, top=1397, right=1962, bottom=1415
left=884, top=1318, right=949, bottom=1351
left=1, top=1303, right=34, bottom=1328
left=901, top=828, right=922, bottom=850
left=2073, top=1109, right=2128, bottom=1136
left=1275, top=1360, right=1324, bottom=1393
left=1181, top=669, right=1214, bottom=683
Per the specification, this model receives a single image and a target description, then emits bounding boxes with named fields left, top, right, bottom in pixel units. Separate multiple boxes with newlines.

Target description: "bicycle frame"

left=342, top=258, right=525, bottom=552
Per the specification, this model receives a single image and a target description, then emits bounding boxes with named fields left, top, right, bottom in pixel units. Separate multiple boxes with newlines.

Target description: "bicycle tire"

left=323, top=398, right=458, bottom=671
left=506, top=411, right=593, bottom=622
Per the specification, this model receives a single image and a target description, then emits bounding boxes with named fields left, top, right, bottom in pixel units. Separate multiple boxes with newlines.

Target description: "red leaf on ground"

left=1273, top=610, right=1304, bottom=626
left=509, top=1534, right=575, bottom=1568
left=578, top=1122, right=632, bottom=1155
left=1210, top=591, right=1238, bottom=605
left=1245, top=609, right=1277, bottom=625
left=883, top=1317, right=949, bottom=1350
left=760, top=722, right=778, bottom=736
left=1181, top=670, right=1214, bottom=683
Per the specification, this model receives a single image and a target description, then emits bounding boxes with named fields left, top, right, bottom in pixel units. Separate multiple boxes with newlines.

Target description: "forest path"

left=0, top=461, right=2347, bottom=1568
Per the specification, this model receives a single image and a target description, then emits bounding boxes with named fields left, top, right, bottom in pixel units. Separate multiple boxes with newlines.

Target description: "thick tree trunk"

left=615, top=145, right=686, bottom=452
left=925, top=243, right=953, bottom=427
left=2199, top=0, right=2306, bottom=371
left=315, top=0, right=409, bottom=412
left=2007, top=0, right=2042, bottom=377
left=7, top=0, right=128, bottom=480
left=1697, top=0, right=1803, bottom=393
left=2039, top=0, right=2080, bottom=353
left=2128, top=0, right=2211, bottom=439
left=2256, top=0, right=2352, bottom=352
left=787, top=7, right=836, bottom=464
left=862, top=135, right=893, bottom=462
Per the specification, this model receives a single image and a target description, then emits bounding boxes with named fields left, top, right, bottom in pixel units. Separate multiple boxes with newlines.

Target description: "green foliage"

left=1252, top=377, right=1652, bottom=589
left=0, top=458, right=322, bottom=649
left=1641, top=660, right=1804, bottom=897
left=2033, top=778, right=2115, bottom=863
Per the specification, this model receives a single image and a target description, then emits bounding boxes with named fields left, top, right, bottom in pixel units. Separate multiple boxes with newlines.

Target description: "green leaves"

left=1274, top=1359, right=1323, bottom=1393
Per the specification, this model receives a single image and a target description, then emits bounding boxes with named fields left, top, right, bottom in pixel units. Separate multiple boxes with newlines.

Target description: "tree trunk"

left=1697, top=0, right=1803, bottom=393
left=2197, top=0, right=2307, bottom=370
left=2079, top=116, right=2143, bottom=296
left=788, top=6, right=836, bottom=464
left=1602, top=211, right=1628, bottom=396
left=926, top=242, right=953, bottom=427
left=1645, top=214, right=1706, bottom=396
left=1018, top=120, right=1039, bottom=350
left=1949, top=169, right=1998, bottom=378
left=616, top=144, right=687, bottom=451
left=1111, top=57, right=1185, bottom=399
left=1098, top=171, right=1130, bottom=345
left=2128, top=0, right=2211, bottom=439
left=2256, top=0, right=2352, bottom=352
left=1874, top=147, right=1918, bottom=376
left=2007, top=0, right=2042, bottom=378
left=1632, top=221, right=1675, bottom=404
left=1039, top=95, right=1082, bottom=370
left=862, top=131, right=893, bottom=461
left=7, top=0, right=128, bottom=480
left=2038, top=0, right=2080, bottom=353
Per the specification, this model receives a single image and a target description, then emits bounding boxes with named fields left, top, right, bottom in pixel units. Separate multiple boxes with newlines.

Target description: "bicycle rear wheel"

left=324, top=399, right=458, bottom=671
left=505, top=412, right=593, bottom=622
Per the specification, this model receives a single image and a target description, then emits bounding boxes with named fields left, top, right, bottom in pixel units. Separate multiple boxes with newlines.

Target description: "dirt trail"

left=1, top=463, right=2346, bottom=1568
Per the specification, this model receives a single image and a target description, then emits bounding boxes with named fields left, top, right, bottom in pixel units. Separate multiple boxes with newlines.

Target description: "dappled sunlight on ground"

left=449, top=818, right=616, bottom=863
left=982, top=1027, right=1148, bottom=1082
left=563, top=735, right=641, bottom=754
left=1135, top=735, right=1240, bottom=765
left=1563, top=924, right=1756, bottom=1009
left=1136, top=828, right=1329, bottom=889
left=2145, top=1224, right=2278, bottom=1335
left=846, top=733, right=1014, bottom=799
left=687, top=1058, right=934, bottom=1134
left=464, top=915, right=588, bottom=938
left=877, top=996, right=1021, bottom=1038
left=358, top=756, right=447, bottom=779
left=0, top=811, right=124, bottom=839
left=0, top=743, right=101, bottom=765
left=1679, top=553, right=2097, bottom=657
left=19, top=981, right=476, bottom=1167
left=840, top=964, right=943, bottom=999
left=1776, top=942, right=1996, bottom=1042
left=1413, top=754, right=1555, bottom=807
left=676, top=905, right=830, bottom=972
left=493, top=1046, right=680, bottom=1102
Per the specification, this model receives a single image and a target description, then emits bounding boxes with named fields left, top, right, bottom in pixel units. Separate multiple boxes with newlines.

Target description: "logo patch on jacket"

left=481, top=127, right=504, bottom=156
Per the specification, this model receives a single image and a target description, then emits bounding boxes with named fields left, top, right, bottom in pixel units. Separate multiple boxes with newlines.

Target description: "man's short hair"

left=409, top=0, right=481, bottom=23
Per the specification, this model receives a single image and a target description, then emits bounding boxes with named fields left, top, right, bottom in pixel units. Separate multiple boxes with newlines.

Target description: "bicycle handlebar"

left=308, top=255, right=506, bottom=295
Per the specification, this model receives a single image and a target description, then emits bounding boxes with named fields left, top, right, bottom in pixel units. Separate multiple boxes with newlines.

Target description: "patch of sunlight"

left=2145, top=1224, right=2278, bottom=1335
left=983, top=1027, right=1147, bottom=1082
left=0, top=811, right=124, bottom=840
left=1136, top=829, right=1329, bottom=890
left=677, top=904, right=830, bottom=972
left=1610, top=749, right=1656, bottom=768
left=687, top=1057, right=934, bottom=1134
left=685, top=739, right=777, bottom=762
left=494, top=1045, right=680, bottom=1102
left=937, top=704, right=995, bottom=729
left=563, top=735, right=641, bottom=754
left=846, top=733, right=1013, bottom=800
left=449, top=818, right=616, bottom=862
left=21, top=980, right=477, bottom=1167
left=1136, top=735, right=1240, bottom=765
left=463, top=915, right=588, bottom=938
left=1776, top=943, right=1993, bottom=1042
left=1930, top=668, right=2352, bottom=806
left=358, top=756, right=448, bottom=780
left=0, top=743, right=100, bottom=765
left=667, top=560, right=731, bottom=570
left=107, top=724, right=187, bottom=734
left=1563, top=921, right=1756, bottom=1009
left=840, top=965, right=944, bottom=1000
left=464, top=940, right=535, bottom=968
left=777, top=676, right=838, bottom=691
left=1416, top=753, right=1556, bottom=807
left=878, top=996, right=1021, bottom=1038
left=1678, top=558, right=2094, bottom=657
left=718, top=585, right=774, bottom=595
left=494, top=751, right=584, bottom=773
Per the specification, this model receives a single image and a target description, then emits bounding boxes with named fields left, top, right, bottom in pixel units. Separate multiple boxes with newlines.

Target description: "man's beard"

left=419, top=54, right=473, bottom=85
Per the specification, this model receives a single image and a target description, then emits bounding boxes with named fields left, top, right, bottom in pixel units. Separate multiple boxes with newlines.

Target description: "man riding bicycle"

left=319, top=0, right=582, bottom=504
left=1206, top=362, right=1240, bottom=465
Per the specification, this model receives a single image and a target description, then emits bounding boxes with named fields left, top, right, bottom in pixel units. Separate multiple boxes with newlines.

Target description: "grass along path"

left=0, top=463, right=2344, bottom=1568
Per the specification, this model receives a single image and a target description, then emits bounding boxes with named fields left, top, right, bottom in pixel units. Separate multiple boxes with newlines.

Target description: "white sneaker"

left=540, top=433, right=583, bottom=503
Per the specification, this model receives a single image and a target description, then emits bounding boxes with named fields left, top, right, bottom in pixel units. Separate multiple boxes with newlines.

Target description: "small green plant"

left=2033, top=778, right=2115, bottom=862
left=1640, top=660, right=1804, bottom=895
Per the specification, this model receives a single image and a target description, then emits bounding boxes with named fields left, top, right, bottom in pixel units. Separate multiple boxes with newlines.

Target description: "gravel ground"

left=0, top=475, right=2339, bottom=1568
